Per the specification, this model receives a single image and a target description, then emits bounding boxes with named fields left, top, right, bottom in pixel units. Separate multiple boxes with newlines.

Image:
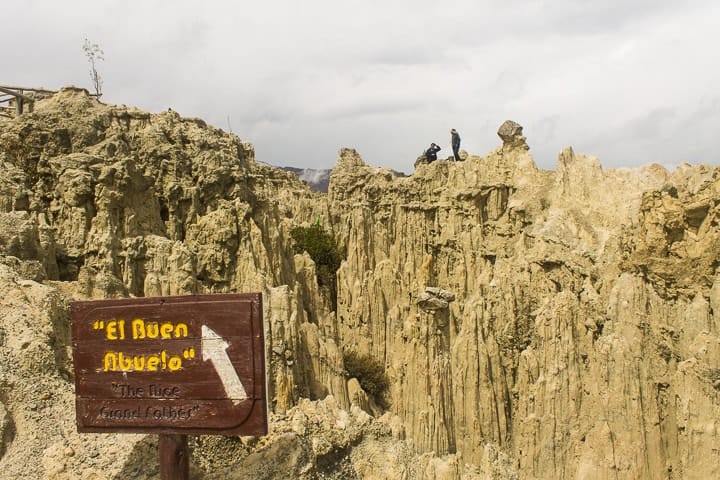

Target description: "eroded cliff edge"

left=331, top=140, right=720, bottom=479
left=0, top=88, right=718, bottom=479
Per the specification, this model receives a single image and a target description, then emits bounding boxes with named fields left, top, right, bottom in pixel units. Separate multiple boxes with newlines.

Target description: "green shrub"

left=343, top=350, right=389, bottom=401
left=290, top=223, right=344, bottom=308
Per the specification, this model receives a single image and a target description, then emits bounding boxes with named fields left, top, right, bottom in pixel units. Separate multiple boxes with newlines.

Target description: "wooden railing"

left=0, top=85, right=57, bottom=117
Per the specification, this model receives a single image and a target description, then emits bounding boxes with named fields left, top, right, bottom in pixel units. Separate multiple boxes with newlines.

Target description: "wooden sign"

left=71, top=293, right=267, bottom=435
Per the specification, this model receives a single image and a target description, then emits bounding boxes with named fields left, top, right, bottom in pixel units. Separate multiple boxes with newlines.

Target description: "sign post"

left=71, top=293, right=267, bottom=477
left=159, top=434, right=189, bottom=479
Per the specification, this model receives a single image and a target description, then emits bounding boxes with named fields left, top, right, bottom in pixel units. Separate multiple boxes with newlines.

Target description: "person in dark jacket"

left=425, top=142, right=441, bottom=162
left=450, top=129, right=461, bottom=161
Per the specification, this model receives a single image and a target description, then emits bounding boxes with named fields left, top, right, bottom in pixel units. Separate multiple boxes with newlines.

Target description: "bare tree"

left=83, top=38, right=104, bottom=98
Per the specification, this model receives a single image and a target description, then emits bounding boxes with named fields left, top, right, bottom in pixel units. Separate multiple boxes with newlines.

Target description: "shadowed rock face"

left=1, top=89, right=719, bottom=479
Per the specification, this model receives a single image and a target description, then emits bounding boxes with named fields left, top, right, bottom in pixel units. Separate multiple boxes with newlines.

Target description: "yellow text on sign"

left=93, top=318, right=189, bottom=341
left=103, top=348, right=196, bottom=372
left=91, top=317, right=194, bottom=372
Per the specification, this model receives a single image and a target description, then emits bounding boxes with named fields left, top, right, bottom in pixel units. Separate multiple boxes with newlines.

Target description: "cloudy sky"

left=4, top=0, right=719, bottom=173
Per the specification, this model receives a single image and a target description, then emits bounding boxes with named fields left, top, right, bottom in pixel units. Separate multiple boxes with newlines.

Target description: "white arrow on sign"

left=201, top=325, right=248, bottom=405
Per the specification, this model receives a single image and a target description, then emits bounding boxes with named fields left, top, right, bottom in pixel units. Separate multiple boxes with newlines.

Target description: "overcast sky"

left=3, top=0, right=719, bottom=174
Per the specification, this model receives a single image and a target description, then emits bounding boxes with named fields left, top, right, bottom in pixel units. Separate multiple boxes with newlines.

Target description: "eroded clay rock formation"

left=329, top=141, right=720, bottom=479
left=1, top=89, right=719, bottom=479
left=0, top=88, right=356, bottom=479
left=497, top=120, right=528, bottom=151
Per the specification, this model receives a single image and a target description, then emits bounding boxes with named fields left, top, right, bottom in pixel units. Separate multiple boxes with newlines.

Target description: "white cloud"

left=1, top=0, right=718, bottom=174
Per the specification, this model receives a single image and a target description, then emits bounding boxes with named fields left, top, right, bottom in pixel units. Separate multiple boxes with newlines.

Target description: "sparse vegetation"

left=83, top=37, right=104, bottom=98
left=343, top=350, right=389, bottom=402
left=290, top=222, right=344, bottom=309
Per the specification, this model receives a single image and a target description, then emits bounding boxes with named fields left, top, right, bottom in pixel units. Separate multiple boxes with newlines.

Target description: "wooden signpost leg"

left=159, top=434, right=189, bottom=480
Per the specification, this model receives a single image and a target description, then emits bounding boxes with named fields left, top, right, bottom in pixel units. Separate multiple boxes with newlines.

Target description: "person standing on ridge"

left=450, top=128, right=461, bottom=161
left=425, top=142, right=441, bottom=162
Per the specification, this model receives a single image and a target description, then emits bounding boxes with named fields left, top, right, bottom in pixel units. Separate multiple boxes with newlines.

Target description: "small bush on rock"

left=343, top=350, right=389, bottom=401
left=290, top=222, right=344, bottom=309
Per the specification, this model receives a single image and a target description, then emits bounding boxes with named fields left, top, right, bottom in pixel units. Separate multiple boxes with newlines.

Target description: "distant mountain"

left=280, top=167, right=332, bottom=193
left=279, top=165, right=409, bottom=192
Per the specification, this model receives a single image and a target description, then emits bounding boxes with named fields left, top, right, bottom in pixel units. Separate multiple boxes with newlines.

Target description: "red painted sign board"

left=71, top=293, right=267, bottom=435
